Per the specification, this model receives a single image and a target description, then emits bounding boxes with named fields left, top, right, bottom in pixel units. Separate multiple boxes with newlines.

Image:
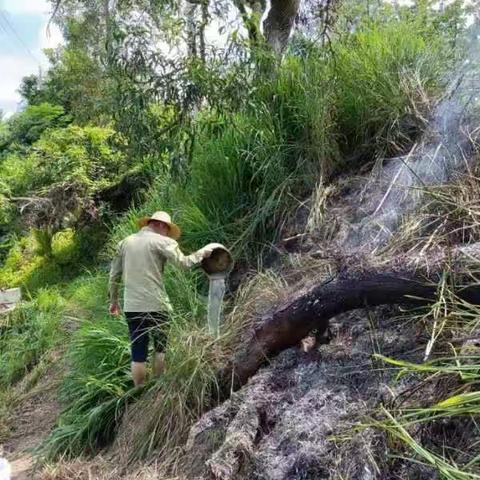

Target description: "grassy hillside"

left=1, top=3, right=478, bottom=477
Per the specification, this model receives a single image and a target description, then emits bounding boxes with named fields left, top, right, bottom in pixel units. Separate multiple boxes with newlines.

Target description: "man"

left=108, top=211, right=213, bottom=386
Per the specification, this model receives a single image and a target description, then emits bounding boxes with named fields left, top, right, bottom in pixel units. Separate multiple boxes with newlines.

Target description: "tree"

left=263, top=0, right=301, bottom=54
left=2, top=125, right=126, bottom=254
left=3, top=103, right=69, bottom=148
left=18, top=75, right=44, bottom=105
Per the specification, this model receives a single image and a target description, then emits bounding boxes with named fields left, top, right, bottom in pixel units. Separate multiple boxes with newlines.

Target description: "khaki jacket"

left=109, top=226, right=206, bottom=312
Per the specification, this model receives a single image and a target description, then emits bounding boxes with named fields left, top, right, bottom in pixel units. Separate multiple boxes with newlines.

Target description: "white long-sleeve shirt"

left=109, top=226, right=206, bottom=312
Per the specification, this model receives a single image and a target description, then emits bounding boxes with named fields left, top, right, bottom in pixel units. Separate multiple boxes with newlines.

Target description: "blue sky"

left=0, top=0, right=63, bottom=116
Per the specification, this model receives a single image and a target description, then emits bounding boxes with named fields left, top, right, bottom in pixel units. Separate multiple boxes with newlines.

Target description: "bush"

left=52, top=229, right=81, bottom=265
left=0, top=230, right=99, bottom=293
left=0, top=125, right=128, bottom=248
left=6, top=125, right=125, bottom=196
left=2, top=103, right=69, bottom=148
left=0, top=235, right=46, bottom=289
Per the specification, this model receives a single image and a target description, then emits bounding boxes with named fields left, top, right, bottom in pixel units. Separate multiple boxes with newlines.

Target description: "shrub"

left=0, top=235, right=45, bottom=289
left=3, top=103, right=69, bottom=147
left=0, top=230, right=96, bottom=293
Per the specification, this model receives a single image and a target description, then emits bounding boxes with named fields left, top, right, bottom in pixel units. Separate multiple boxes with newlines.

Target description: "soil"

left=1, top=365, right=61, bottom=480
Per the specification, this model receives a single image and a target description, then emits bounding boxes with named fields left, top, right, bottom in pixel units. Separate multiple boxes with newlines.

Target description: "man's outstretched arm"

left=158, top=238, right=212, bottom=269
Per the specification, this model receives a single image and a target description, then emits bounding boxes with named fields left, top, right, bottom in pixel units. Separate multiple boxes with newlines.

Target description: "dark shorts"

left=125, top=311, right=169, bottom=363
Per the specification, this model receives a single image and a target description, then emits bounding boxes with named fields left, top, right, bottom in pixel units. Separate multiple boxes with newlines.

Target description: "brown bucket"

left=200, top=244, right=233, bottom=275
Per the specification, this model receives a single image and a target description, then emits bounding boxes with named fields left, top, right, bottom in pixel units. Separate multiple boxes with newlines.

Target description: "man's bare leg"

left=153, top=352, right=165, bottom=377
left=131, top=361, right=147, bottom=386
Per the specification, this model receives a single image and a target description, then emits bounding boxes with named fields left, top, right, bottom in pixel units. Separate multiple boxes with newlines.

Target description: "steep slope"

left=172, top=48, right=480, bottom=479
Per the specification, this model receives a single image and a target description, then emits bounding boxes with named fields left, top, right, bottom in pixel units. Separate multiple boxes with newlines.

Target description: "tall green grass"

left=109, top=54, right=339, bottom=260
left=335, top=20, right=450, bottom=158
left=184, top=59, right=338, bottom=255
left=109, top=20, right=453, bottom=262
left=39, top=314, right=133, bottom=459
left=0, top=287, right=65, bottom=387
left=39, top=265, right=213, bottom=461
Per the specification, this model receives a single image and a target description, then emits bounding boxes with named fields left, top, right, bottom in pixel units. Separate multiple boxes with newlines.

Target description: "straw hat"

left=137, top=211, right=182, bottom=240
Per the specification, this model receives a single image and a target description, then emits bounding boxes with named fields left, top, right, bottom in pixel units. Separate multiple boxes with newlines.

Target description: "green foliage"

left=0, top=125, right=127, bottom=246
left=39, top=314, right=132, bottom=459
left=0, top=230, right=99, bottom=293
left=22, top=37, right=111, bottom=126
left=110, top=53, right=339, bottom=259
left=25, top=276, right=123, bottom=460
left=1, top=123, right=125, bottom=202
left=33, top=228, right=54, bottom=258
left=105, top=16, right=458, bottom=262
left=0, top=288, right=65, bottom=387
left=64, top=272, right=110, bottom=319
left=17, top=125, right=124, bottom=194
left=0, top=235, right=48, bottom=289
left=2, top=103, right=69, bottom=150
left=1, top=0, right=475, bottom=470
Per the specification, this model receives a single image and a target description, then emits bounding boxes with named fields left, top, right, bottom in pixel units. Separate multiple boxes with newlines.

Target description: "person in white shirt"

left=109, top=211, right=213, bottom=386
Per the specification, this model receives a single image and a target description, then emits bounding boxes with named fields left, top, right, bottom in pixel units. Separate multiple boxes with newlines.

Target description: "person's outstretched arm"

left=157, top=237, right=212, bottom=269
left=108, top=241, right=124, bottom=314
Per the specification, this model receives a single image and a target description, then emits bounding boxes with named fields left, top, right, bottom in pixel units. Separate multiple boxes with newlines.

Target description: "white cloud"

left=0, top=6, right=63, bottom=114
left=1, top=0, right=51, bottom=15
left=0, top=53, right=39, bottom=112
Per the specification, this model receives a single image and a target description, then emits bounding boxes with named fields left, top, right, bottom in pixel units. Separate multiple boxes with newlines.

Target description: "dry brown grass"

left=306, top=179, right=338, bottom=238
left=224, top=255, right=337, bottom=348
left=224, top=271, right=287, bottom=340
left=39, top=457, right=176, bottom=480
left=383, top=170, right=480, bottom=257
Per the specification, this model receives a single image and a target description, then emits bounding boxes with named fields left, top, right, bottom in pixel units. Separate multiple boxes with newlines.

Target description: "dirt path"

left=2, top=365, right=61, bottom=480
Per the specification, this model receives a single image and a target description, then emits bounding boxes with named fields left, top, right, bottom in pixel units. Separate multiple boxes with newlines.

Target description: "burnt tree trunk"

left=220, top=245, right=480, bottom=395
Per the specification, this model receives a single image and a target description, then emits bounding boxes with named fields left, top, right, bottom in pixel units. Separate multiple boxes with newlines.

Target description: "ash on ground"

left=181, top=308, right=442, bottom=480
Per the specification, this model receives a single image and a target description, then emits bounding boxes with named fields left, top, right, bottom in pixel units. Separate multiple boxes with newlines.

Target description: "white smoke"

left=341, top=24, right=480, bottom=252
left=0, top=458, right=10, bottom=480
